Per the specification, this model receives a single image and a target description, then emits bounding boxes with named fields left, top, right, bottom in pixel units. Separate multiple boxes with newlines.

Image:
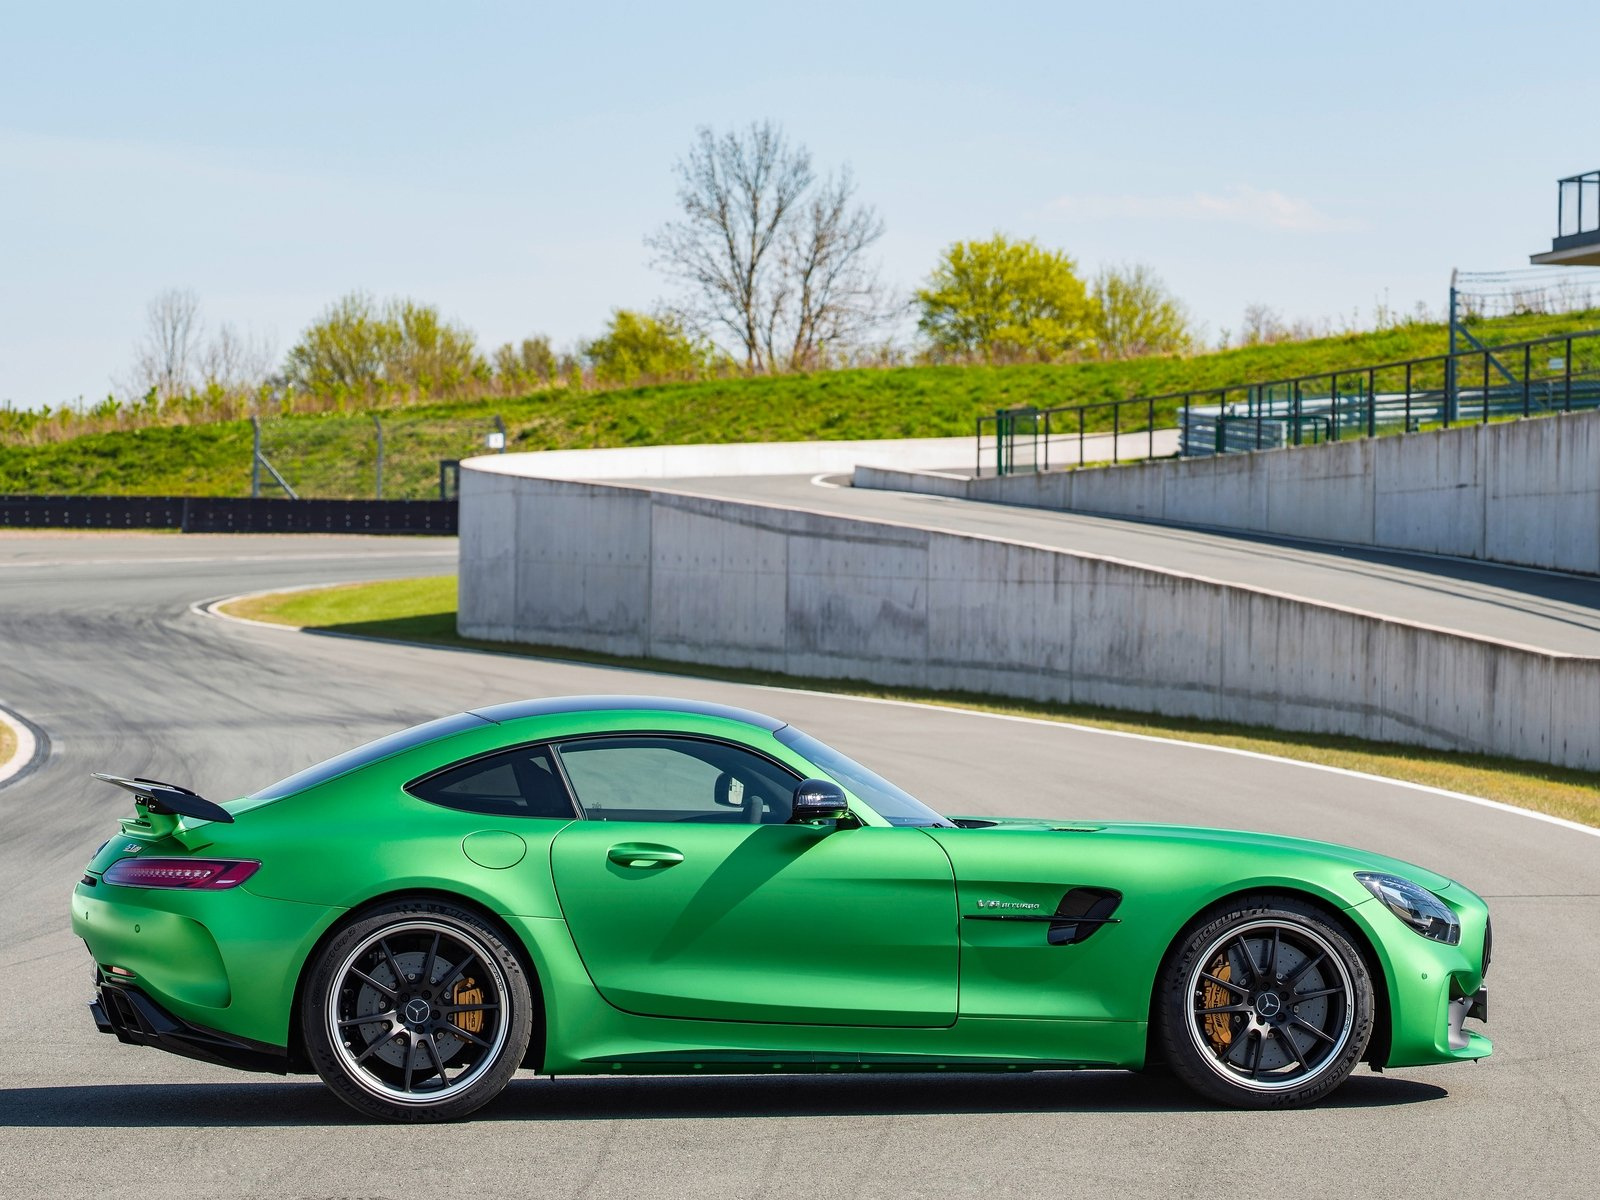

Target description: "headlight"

left=1355, top=872, right=1460, bottom=945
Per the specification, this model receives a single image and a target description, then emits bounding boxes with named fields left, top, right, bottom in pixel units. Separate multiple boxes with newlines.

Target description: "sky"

left=3, top=0, right=1598, bottom=407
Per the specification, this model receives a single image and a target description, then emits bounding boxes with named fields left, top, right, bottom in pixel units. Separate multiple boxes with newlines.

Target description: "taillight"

left=101, top=858, right=260, bottom=890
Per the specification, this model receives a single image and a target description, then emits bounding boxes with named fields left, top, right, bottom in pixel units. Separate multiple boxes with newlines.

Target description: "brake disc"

left=351, top=951, right=469, bottom=1069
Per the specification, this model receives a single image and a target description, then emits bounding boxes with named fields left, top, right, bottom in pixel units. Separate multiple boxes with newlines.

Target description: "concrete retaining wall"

left=859, top=410, right=1600, bottom=574
left=460, top=462, right=1600, bottom=771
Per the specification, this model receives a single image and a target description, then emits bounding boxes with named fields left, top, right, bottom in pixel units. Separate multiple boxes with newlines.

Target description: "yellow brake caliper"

left=1202, top=956, right=1234, bottom=1050
left=451, top=977, right=484, bottom=1035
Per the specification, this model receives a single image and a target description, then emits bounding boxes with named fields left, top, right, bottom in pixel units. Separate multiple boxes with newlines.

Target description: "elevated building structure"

left=1531, top=169, right=1600, bottom=266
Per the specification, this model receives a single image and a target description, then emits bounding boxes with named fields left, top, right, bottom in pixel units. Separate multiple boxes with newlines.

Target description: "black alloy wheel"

left=1156, top=894, right=1374, bottom=1108
left=302, top=899, right=533, bottom=1122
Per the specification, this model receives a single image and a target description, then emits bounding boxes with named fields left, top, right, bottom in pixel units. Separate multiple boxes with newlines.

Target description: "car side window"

left=554, top=736, right=799, bottom=824
left=407, top=745, right=577, bottom=819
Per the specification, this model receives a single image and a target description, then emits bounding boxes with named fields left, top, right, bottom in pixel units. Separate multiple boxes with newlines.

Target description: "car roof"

left=466, top=694, right=786, bottom=732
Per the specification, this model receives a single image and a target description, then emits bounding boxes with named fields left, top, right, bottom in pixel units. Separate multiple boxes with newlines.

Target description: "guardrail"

left=976, top=327, right=1600, bottom=476
left=0, top=495, right=458, bottom=534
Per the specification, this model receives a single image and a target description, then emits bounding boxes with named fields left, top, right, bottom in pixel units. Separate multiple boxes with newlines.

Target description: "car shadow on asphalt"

left=0, top=1071, right=1446, bottom=1127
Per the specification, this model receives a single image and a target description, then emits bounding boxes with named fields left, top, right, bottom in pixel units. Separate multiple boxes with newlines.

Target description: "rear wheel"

left=302, top=899, right=532, bottom=1122
left=1155, top=895, right=1373, bottom=1108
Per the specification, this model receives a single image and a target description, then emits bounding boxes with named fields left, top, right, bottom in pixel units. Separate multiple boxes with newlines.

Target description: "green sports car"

left=72, top=695, right=1491, bottom=1121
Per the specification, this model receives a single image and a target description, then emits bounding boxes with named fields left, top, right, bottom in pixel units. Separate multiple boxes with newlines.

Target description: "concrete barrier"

left=460, top=457, right=1600, bottom=771
left=493, top=436, right=977, bottom=481
left=859, top=410, right=1600, bottom=574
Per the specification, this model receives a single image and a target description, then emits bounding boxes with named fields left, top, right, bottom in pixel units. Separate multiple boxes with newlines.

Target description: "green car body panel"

left=71, top=698, right=1491, bottom=1081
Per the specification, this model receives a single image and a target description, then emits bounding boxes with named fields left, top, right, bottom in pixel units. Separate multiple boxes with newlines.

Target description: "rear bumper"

left=72, top=876, right=341, bottom=1049
left=90, top=978, right=291, bottom=1074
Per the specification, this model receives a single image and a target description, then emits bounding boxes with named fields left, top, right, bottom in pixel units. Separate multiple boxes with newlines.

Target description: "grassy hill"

left=4, top=312, right=1596, bottom=499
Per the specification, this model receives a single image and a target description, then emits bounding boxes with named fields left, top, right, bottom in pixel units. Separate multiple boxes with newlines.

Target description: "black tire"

left=1155, top=894, right=1373, bottom=1109
left=302, top=898, right=533, bottom=1122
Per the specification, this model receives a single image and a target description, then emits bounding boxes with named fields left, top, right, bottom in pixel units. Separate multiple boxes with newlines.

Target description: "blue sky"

left=3, top=1, right=1596, bottom=406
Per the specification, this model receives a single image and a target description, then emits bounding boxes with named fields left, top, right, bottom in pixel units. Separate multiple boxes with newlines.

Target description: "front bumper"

left=1348, top=897, right=1492, bottom=1067
left=90, top=977, right=291, bottom=1073
left=1448, top=986, right=1489, bottom=1052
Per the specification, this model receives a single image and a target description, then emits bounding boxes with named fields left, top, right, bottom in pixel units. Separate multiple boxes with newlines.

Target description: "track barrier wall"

left=460, top=458, right=1600, bottom=772
left=871, top=408, right=1600, bottom=576
left=0, top=495, right=457, bottom=534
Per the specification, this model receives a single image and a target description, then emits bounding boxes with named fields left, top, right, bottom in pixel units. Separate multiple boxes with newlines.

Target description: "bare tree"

left=130, top=287, right=203, bottom=398
left=1239, top=303, right=1287, bottom=347
left=199, top=322, right=276, bottom=392
left=768, top=169, right=886, bottom=369
left=648, top=122, right=885, bottom=372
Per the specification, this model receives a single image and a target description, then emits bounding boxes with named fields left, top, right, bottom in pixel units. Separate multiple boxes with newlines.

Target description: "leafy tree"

left=1091, top=263, right=1192, bottom=359
left=916, top=235, right=1095, bottom=361
left=647, top=121, right=886, bottom=372
left=388, top=300, right=484, bottom=392
left=283, top=294, right=394, bottom=393
left=584, top=310, right=712, bottom=385
left=492, top=335, right=557, bottom=390
left=284, top=293, right=483, bottom=397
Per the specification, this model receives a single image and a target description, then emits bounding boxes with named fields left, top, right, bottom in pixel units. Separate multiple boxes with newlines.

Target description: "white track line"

left=188, top=579, right=412, bottom=630
left=200, top=585, right=1600, bottom=842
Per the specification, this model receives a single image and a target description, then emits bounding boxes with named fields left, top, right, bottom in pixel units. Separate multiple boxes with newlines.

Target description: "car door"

left=548, top=734, right=959, bottom=1027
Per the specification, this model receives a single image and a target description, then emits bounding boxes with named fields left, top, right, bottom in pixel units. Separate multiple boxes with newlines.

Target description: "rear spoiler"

left=92, top=774, right=235, bottom=825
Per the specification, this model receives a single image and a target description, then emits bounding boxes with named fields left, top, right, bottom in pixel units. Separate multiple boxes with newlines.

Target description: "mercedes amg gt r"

left=72, top=696, right=1491, bottom=1121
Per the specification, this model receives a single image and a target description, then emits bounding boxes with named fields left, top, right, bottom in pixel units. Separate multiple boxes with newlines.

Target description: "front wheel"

left=302, top=899, right=533, bottom=1122
left=1155, top=895, right=1374, bottom=1108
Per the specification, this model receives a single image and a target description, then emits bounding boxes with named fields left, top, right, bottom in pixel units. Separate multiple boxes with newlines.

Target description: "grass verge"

left=0, top=719, right=15, bottom=774
left=10, top=310, right=1600, bottom=499
left=224, top=575, right=1600, bottom=829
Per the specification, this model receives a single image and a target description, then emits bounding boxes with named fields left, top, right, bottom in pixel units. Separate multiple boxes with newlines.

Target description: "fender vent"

left=1047, top=887, right=1122, bottom=946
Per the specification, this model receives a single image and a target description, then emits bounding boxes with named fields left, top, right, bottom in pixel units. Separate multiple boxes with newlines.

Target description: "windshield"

left=774, top=725, right=953, bottom=828
left=249, top=712, right=490, bottom=800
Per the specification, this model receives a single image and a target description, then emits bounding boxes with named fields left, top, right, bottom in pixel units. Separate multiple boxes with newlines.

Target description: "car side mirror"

left=789, top=778, right=850, bottom=824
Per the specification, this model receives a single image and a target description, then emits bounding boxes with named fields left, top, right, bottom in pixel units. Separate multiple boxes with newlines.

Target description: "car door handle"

left=607, top=843, right=685, bottom=869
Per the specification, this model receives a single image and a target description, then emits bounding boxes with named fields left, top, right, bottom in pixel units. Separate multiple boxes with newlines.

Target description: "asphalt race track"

left=1, top=531, right=1597, bottom=1199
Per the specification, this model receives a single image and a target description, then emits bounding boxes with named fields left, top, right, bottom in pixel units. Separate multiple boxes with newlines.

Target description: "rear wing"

left=92, top=773, right=235, bottom=826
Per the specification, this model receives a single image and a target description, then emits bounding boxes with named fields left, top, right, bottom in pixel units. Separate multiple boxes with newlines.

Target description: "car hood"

left=944, top=814, right=1455, bottom=892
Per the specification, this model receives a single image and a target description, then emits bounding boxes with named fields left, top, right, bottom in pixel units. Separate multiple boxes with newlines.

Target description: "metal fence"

left=252, top=414, right=506, bottom=500
left=0, top=494, right=457, bottom=534
left=976, top=327, right=1600, bottom=476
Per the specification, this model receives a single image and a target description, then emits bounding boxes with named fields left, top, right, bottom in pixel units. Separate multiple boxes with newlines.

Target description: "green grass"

left=9, top=311, right=1599, bottom=499
left=0, top=422, right=254, bottom=496
left=225, top=575, right=1600, bottom=829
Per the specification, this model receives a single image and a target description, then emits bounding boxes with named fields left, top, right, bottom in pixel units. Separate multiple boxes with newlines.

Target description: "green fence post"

left=1482, top=353, right=1490, bottom=424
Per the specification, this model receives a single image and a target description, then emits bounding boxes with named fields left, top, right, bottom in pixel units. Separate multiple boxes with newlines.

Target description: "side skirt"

left=562, top=1051, right=1119, bottom=1077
